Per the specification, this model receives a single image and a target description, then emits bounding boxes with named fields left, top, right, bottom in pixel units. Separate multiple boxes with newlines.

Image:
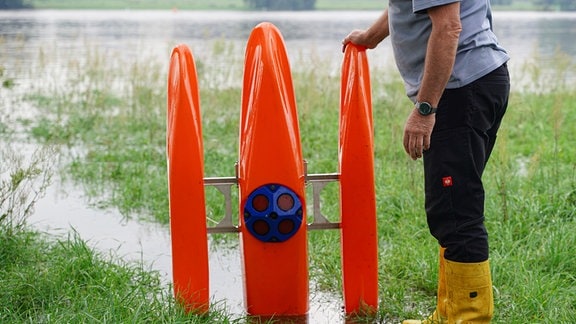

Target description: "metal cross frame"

left=205, top=162, right=340, bottom=234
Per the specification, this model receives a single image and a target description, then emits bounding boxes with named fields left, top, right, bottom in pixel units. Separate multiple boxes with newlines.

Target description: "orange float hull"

left=166, top=44, right=209, bottom=314
left=339, top=44, right=379, bottom=315
left=238, top=22, right=309, bottom=318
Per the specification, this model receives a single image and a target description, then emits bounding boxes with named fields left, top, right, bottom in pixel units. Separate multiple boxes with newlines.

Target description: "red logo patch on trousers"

left=442, top=176, right=453, bottom=187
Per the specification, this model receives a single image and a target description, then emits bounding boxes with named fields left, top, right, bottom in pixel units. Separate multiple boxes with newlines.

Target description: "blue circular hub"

left=243, top=184, right=303, bottom=242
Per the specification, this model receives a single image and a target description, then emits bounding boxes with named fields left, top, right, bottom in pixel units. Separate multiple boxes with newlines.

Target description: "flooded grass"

left=2, top=40, right=576, bottom=322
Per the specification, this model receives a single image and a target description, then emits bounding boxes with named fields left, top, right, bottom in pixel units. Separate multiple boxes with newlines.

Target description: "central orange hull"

left=238, top=22, right=309, bottom=317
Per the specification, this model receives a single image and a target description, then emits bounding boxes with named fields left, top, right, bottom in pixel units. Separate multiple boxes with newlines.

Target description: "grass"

left=2, top=34, right=576, bottom=322
left=0, top=227, right=241, bottom=323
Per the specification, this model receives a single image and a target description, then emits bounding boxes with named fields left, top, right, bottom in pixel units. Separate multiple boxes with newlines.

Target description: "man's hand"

left=341, top=9, right=390, bottom=52
left=403, top=109, right=436, bottom=160
left=342, top=30, right=377, bottom=52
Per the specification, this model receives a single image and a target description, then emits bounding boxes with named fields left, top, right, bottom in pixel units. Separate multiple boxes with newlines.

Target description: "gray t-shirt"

left=388, top=0, right=510, bottom=101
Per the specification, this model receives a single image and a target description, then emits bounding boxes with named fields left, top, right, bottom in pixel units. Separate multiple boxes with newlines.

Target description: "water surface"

left=1, top=10, right=575, bottom=87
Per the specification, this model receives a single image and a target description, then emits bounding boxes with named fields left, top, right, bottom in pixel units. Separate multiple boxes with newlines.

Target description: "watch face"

left=418, top=102, right=432, bottom=115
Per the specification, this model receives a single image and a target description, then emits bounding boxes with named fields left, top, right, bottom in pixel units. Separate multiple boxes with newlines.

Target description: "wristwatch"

left=415, top=101, right=437, bottom=116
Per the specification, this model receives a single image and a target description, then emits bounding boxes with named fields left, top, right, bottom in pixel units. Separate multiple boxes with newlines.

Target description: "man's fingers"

left=403, top=132, right=414, bottom=156
left=404, top=136, right=421, bottom=160
left=413, top=141, right=423, bottom=160
left=423, top=135, right=431, bottom=151
left=403, top=131, right=426, bottom=160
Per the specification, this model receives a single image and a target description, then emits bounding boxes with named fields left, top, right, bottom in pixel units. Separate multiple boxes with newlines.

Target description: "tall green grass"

left=7, top=39, right=576, bottom=322
left=0, top=146, right=55, bottom=233
left=1, top=61, right=56, bottom=233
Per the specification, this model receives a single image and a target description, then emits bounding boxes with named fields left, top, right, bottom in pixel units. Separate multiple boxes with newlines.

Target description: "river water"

left=2, top=9, right=576, bottom=323
left=1, top=10, right=576, bottom=88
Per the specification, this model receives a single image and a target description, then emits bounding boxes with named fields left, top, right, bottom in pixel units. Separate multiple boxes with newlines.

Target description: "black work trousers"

left=423, top=63, right=510, bottom=263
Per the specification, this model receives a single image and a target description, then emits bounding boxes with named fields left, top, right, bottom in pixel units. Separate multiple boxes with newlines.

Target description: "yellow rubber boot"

left=444, top=259, right=493, bottom=323
left=402, top=247, right=448, bottom=324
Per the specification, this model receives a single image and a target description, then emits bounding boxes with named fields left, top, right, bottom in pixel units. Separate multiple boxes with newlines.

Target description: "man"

left=342, top=0, right=510, bottom=322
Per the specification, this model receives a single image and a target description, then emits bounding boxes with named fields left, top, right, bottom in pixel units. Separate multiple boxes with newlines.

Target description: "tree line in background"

left=0, top=0, right=30, bottom=9
left=1, top=0, right=575, bottom=11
